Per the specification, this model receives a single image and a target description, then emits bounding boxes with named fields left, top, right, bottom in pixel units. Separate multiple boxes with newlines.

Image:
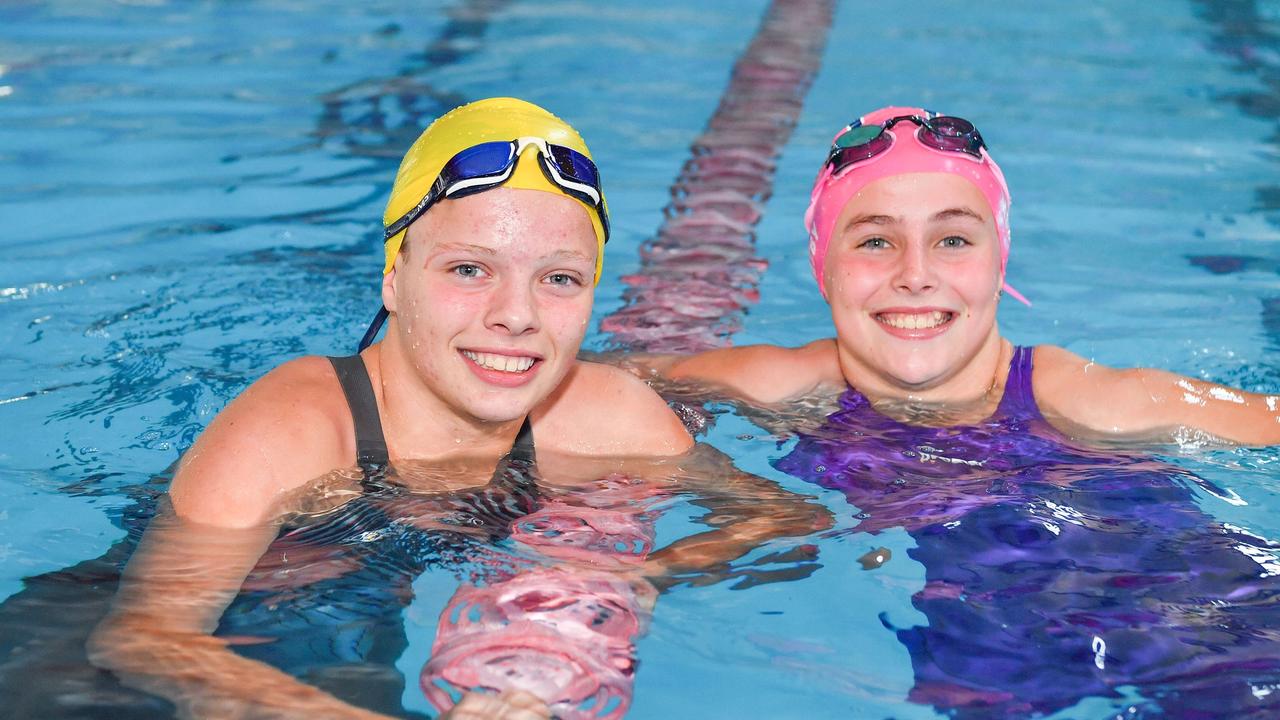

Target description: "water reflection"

left=117, top=447, right=827, bottom=718
left=773, top=385, right=1280, bottom=718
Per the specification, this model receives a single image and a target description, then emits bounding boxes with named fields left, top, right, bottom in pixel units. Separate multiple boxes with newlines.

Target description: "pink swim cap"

left=803, top=106, right=1027, bottom=305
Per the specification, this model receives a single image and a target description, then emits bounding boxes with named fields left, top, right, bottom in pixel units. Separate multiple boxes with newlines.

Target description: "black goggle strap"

left=357, top=306, right=389, bottom=353
left=383, top=142, right=520, bottom=241
left=383, top=179, right=442, bottom=242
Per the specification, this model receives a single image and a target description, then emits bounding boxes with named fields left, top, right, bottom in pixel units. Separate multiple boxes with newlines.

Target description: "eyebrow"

left=542, top=249, right=595, bottom=263
left=432, top=242, right=499, bottom=256
left=841, top=207, right=987, bottom=235
left=930, top=207, right=986, bottom=223
left=841, top=213, right=900, bottom=232
left=430, top=243, right=594, bottom=263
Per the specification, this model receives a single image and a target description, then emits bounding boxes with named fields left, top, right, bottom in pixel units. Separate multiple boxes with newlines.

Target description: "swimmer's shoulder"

left=1030, top=344, right=1159, bottom=434
left=169, top=355, right=355, bottom=528
left=666, top=338, right=842, bottom=404
left=532, top=360, right=693, bottom=457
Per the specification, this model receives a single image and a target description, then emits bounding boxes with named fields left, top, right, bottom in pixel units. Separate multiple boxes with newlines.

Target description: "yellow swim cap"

left=382, top=97, right=608, bottom=282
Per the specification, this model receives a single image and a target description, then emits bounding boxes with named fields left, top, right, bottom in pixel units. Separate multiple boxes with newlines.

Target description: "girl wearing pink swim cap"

left=645, top=106, right=1280, bottom=445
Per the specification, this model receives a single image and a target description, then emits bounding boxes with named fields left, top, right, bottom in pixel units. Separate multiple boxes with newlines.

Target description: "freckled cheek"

left=541, top=298, right=592, bottom=342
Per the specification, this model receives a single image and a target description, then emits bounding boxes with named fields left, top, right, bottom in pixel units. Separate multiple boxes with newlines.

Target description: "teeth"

left=879, top=311, right=950, bottom=330
left=462, top=350, right=535, bottom=373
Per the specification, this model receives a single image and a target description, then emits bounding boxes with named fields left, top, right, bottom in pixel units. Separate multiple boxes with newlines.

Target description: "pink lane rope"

left=601, top=0, right=835, bottom=352
left=421, top=475, right=664, bottom=720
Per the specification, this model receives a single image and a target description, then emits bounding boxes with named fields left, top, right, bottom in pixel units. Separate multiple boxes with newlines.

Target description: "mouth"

left=874, top=310, right=955, bottom=334
left=460, top=350, right=539, bottom=374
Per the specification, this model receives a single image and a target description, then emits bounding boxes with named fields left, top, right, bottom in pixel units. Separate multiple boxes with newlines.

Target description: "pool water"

left=3, top=0, right=1280, bottom=718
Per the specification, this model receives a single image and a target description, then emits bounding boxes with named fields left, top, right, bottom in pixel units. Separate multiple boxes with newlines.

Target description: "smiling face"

left=822, top=172, right=1004, bottom=398
left=382, top=187, right=597, bottom=425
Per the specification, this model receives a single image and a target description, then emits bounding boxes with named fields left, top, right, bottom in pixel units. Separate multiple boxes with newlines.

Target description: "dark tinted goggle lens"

left=917, top=116, right=983, bottom=157
left=827, top=114, right=985, bottom=172
left=828, top=124, right=894, bottom=171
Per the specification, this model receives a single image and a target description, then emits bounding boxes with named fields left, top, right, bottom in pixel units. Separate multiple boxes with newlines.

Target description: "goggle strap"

left=357, top=305, right=389, bottom=353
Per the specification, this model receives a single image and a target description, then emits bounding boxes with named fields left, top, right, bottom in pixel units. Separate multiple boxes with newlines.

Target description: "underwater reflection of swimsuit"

left=213, top=355, right=541, bottom=712
left=776, top=346, right=1280, bottom=719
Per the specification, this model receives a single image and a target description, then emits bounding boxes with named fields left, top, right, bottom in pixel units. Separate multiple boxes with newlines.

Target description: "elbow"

left=786, top=499, right=835, bottom=536
left=87, top=614, right=161, bottom=676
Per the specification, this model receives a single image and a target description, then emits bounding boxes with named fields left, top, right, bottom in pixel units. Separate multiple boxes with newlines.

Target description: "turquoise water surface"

left=2, top=1, right=1280, bottom=718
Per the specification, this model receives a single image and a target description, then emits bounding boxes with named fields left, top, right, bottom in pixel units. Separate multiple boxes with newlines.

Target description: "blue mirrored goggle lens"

left=387, top=139, right=608, bottom=241
left=438, top=141, right=518, bottom=193
left=547, top=143, right=600, bottom=187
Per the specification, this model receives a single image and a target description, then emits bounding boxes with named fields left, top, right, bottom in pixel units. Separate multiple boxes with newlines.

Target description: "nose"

left=484, top=278, right=540, bottom=336
left=893, top=241, right=937, bottom=294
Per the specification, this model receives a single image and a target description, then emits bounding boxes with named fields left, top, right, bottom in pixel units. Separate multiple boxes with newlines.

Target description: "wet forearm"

left=89, top=618, right=389, bottom=720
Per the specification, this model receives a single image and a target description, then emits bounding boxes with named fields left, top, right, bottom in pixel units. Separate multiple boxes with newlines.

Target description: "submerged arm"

left=89, top=358, right=398, bottom=719
left=87, top=503, right=394, bottom=720
left=643, top=444, right=833, bottom=590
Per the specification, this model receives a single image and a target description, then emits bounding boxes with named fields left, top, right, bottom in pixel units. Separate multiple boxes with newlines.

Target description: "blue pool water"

left=2, top=0, right=1280, bottom=718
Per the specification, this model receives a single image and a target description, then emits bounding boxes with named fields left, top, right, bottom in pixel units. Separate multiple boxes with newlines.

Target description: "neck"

left=839, top=329, right=1011, bottom=413
left=369, top=320, right=526, bottom=461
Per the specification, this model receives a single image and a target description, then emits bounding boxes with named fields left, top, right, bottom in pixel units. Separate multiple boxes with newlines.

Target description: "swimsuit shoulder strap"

left=996, top=345, right=1045, bottom=421
left=509, top=415, right=535, bottom=466
left=327, top=355, right=389, bottom=468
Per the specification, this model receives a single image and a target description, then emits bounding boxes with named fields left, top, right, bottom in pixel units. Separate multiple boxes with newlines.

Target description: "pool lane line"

left=600, top=0, right=835, bottom=353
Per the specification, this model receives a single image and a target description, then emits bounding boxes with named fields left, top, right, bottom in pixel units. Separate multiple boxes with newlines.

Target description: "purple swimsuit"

left=776, top=347, right=1280, bottom=719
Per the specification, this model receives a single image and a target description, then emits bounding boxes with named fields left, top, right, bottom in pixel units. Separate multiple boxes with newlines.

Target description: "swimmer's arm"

left=87, top=503, right=393, bottom=720
left=627, top=339, right=841, bottom=405
left=169, top=356, right=352, bottom=528
left=1035, top=345, right=1280, bottom=446
left=644, top=445, right=833, bottom=587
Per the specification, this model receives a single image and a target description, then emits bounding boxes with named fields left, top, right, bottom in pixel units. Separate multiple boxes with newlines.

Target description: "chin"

left=464, top=399, right=538, bottom=425
left=879, top=354, right=953, bottom=391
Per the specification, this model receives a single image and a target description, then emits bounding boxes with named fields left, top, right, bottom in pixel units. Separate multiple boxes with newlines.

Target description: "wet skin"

left=380, top=187, right=597, bottom=433
left=823, top=172, right=1006, bottom=405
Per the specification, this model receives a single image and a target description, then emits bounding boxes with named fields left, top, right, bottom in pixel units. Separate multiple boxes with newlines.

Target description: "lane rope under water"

left=601, top=0, right=834, bottom=353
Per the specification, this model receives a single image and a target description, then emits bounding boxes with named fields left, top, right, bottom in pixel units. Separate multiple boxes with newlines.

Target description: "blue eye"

left=859, top=237, right=889, bottom=250
left=940, top=236, right=969, bottom=248
left=452, top=264, right=483, bottom=278
left=545, top=272, right=582, bottom=287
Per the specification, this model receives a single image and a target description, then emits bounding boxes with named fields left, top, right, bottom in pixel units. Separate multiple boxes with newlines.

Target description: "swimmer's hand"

left=440, top=690, right=551, bottom=720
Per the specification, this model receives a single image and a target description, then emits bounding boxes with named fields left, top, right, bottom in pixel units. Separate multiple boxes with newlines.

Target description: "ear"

left=381, top=264, right=399, bottom=314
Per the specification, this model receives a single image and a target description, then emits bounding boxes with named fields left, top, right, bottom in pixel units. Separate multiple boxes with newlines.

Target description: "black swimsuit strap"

left=510, top=415, right=535, bottom=466
left=328, top=355, right=536, bottom=473
left=328, top=355, right=389, bottom=468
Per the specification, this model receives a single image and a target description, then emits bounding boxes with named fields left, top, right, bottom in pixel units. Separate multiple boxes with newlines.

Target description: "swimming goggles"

left=383, top=136, right=610, bottom=243
left=826, top=114, right=987, bottom=173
